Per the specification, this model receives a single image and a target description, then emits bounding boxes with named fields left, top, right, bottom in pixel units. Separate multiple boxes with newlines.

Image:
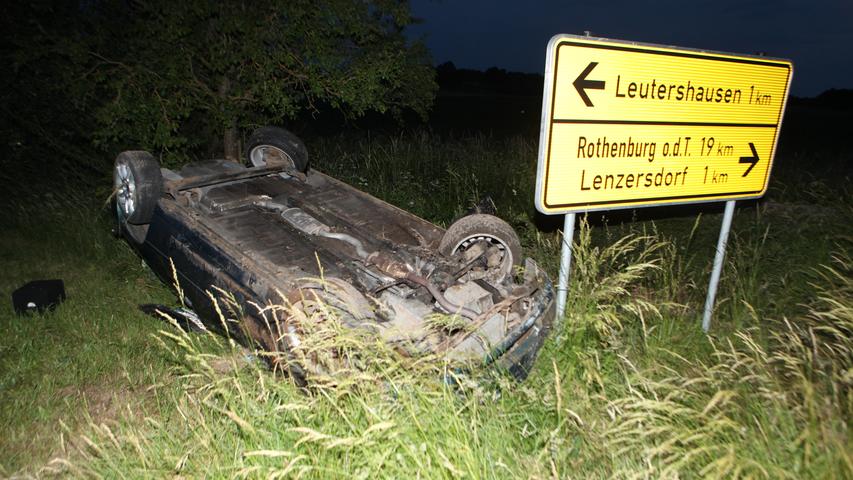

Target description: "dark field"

left=1, top=89, right=851, bottom=477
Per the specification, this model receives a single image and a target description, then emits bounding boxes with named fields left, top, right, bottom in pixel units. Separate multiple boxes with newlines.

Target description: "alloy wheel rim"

left=115, top=163, right=136, bottom=218
left=249, top=145, right=296, bottom=168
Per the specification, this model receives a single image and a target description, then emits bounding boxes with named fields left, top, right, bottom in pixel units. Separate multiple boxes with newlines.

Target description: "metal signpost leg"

left=556, top=213, right=576, bottom=319
left=702, top=200, right=736, bottom=332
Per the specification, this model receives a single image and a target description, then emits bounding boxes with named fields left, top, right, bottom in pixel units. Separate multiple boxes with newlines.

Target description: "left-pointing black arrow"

left=739, top=142, right=759, bottom=177
left=573, top=62, right=606, bottom=107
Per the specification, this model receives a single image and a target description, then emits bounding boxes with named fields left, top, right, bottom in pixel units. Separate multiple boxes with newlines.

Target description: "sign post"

left=535, top=35, right=792, bottom=327
left=702, top=200, right=736, bottom=331
left=555, top=212, right=576, bottom=319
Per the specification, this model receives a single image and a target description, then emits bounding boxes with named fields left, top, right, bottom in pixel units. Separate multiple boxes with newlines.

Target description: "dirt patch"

left=28, top=379, right=164, bottom=477
left=56, top=382, right=133, bottom=425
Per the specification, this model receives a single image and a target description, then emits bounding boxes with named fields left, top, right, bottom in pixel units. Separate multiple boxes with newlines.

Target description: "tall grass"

left=600, top=247, right=852, bottom=478
left=562, top=218, right=667, bottom=341
left=308, top=131, right=538, bottom=227
left=50, top=227, right=851, bottom=478
left=3, top=131, right=850, bottom=478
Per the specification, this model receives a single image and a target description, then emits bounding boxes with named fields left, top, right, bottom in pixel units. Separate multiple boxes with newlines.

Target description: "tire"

left=114, top=150, right=162, bottom=243
left=439, top=214, right=522, bottom=283
left=245, top=126, right=309, bottom=172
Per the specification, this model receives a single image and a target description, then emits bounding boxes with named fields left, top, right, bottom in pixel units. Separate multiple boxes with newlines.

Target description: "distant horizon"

left=429, top=60, right=849, bottom=99
left=408, top=0, right=853, bottom=98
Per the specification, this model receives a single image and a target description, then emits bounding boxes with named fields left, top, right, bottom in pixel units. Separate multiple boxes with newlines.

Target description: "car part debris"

left=138, top=304, right=207, bottom=332
left=12, top=279, right=66, bottom=315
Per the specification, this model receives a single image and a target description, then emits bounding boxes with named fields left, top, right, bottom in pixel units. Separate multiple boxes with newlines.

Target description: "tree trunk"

left=219, top=76, right=239, bottom=161
left=223, top=124, right=238, bottom=162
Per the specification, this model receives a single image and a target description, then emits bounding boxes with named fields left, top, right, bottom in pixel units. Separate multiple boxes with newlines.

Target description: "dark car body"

left=115, top=139, right=555, bottom=381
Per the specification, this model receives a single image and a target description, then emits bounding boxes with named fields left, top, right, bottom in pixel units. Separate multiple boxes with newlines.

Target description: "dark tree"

left=2, top=0, right=436, bottom=168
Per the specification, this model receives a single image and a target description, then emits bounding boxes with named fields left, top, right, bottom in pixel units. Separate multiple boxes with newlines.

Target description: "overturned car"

left=114, top=127, right=555, bottom=381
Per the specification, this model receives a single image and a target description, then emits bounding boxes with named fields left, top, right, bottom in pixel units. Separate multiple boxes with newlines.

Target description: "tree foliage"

left=1, top=1, right=101, bottom=179
left=2, top=0, right=436, bottom=167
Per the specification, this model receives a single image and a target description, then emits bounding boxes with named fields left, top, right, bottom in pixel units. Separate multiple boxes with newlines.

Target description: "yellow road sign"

left=535, top=35, right=793, bottom=214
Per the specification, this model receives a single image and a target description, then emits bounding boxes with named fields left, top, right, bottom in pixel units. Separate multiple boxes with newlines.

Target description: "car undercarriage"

left=114, top=127, right=555, bottom=382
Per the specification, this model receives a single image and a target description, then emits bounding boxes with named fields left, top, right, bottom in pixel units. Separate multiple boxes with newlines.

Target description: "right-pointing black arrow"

left=739, top=142, right=759, bottom=177
left=573, top=62, right=606, bottom=107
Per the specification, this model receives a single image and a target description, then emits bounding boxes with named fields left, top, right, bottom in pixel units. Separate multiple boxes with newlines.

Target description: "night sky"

left=408, top=0, right=853, bottom=97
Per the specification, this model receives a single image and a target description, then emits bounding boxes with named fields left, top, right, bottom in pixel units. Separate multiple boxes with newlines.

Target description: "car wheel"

left=246, top=126, right=309, bottom=172
left=114, top=150, right=162, bottom=243
left=439, top=214, right=522, bottom=283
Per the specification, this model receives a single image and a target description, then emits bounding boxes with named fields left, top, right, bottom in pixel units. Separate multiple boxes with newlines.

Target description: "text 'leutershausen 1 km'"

left=613, top=76, right=773, bottom=105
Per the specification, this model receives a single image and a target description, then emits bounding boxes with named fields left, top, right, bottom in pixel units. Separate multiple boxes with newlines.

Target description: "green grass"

left=0, top=191, right=179, bottom=475
left=1, top=131, right=851, bottom=478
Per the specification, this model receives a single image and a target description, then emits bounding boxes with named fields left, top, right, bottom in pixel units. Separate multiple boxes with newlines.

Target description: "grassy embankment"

left=0, top=126, right=850, bottom=477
